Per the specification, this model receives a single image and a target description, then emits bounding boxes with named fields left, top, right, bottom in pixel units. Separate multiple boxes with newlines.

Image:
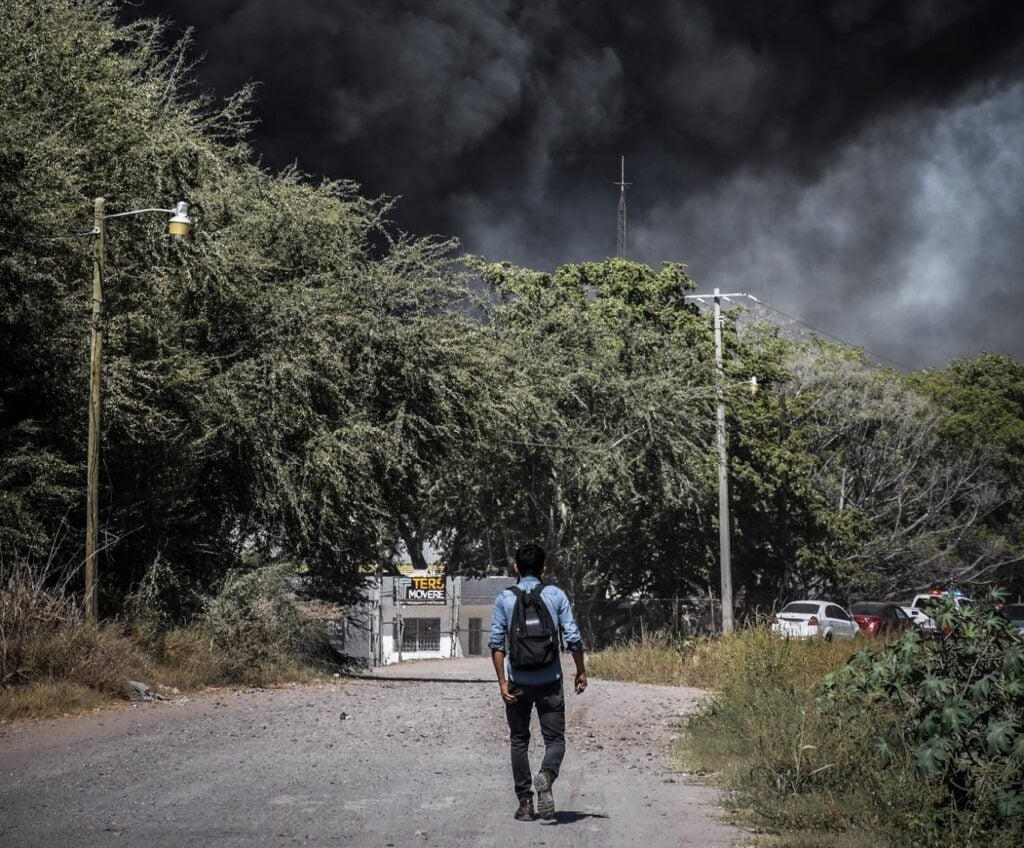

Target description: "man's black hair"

left=515, top=543, right=546, bottom=576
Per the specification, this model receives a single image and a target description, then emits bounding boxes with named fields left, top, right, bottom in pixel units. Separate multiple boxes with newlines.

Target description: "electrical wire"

left=739, top=298, right=919, bottom=372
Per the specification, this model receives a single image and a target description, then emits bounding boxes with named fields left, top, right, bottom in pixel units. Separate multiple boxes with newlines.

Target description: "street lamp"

left=84, top=197, right=193, bottom=625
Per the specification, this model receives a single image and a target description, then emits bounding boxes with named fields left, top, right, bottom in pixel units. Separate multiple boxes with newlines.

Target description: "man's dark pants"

left=504, top=679, right=565, bottom=801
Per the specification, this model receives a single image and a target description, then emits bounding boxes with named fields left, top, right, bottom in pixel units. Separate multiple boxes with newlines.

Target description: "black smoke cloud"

left=132, top=1, right=1024, bottom=367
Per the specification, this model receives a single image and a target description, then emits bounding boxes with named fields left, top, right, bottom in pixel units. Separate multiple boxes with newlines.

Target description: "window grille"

left=468, top=617, right=482, bottom=655
left=400, top=618, right=441, bottom=652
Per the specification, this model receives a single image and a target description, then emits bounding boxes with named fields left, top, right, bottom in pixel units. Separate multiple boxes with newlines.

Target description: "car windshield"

left=781, top=602, right=820, bottom=614
left=850, top=603, right=886, bottom=615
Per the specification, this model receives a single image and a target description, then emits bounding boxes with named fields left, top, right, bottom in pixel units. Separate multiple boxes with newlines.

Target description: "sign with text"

left=403, top=576, right=447, bottom=604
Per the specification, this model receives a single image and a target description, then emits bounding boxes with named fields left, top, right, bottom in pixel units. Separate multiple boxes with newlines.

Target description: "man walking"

left=489, top=543, right=587, bottom=822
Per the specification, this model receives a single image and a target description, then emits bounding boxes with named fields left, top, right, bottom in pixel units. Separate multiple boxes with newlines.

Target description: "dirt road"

left=0, top=657, right=739, bottom=847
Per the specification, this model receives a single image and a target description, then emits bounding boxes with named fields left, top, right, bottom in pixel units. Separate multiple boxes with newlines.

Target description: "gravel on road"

left=0, top=656, right=739, bottom=847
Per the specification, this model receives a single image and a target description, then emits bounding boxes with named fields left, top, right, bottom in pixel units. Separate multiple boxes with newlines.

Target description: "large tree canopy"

left=2, top=0, right=1021, bottom=621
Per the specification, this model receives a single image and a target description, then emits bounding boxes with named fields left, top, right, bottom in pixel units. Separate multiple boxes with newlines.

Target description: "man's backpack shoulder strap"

left=507, top=581, right=548, bottom=602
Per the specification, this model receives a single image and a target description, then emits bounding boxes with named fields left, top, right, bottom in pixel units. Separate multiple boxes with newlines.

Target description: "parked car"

left=771, top=600, right=860, bottom=640
left=901, top=590, right=974, bottom=635
left=849, top=602, right=915, bottom=637
left=999, top=603, right=1024, bottom=635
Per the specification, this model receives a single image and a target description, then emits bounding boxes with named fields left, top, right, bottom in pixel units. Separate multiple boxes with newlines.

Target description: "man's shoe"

left=533, top=770, right=555, bottom=820
left=514, top=800, right=535, bottom=821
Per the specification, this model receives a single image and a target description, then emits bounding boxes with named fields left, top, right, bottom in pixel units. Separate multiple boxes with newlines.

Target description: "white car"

left=771, top=600, right=860, bottom=640
left=901, top=592, right=974, bottom=633
left=1000, top=603, right=1024, bottom=636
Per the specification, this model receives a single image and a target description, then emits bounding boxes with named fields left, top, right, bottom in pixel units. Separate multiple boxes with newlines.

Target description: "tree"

left=0, top=0, right=500, bottom=612
left=443, top=258, right=721, bottom=602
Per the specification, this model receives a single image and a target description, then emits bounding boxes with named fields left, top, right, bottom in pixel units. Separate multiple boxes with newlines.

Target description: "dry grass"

left=591, top=629, right=902, bottom=847
left=670, top=628, right=932, bottom=848
left=0, top=560, right=339, bottom=722
left=0, top=681, right=112, bottom=721
left=590, top=628, right=862, bottom=690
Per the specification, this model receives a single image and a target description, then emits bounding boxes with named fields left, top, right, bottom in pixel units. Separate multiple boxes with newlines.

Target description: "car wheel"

left=824, top=630, right=833, bottom=642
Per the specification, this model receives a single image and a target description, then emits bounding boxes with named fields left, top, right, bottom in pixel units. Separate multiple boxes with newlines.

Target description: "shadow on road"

left=545, top=811, right=611, bottom=824
left=355, top=676, right=494, bottom=684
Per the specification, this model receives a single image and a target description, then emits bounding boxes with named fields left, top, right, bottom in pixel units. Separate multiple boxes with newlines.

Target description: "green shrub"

left=680, top=626, right=934, bottom=846
left=678, top=596, right=1024, bottom=847
left=0, top=557, right=337, bottom=720
left=823, top=592, right=1024, bottom=844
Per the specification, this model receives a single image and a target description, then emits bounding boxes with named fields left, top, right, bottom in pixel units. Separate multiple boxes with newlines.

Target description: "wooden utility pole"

left=85, top=197, right=105, bottom=626
left=712, top=288, right=734, bottom=633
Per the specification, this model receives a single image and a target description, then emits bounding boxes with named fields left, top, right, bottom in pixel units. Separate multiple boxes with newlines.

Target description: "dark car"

left=850, top=602, right=915, bottom=637
left=999, top=603, right=1024, bottom=635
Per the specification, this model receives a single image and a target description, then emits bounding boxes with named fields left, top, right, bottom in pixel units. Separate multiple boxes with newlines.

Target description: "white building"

left=331, top=575, right=511, bottom=666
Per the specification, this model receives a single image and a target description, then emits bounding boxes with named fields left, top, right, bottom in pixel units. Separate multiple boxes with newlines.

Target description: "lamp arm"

left=102, top=207, right=176, bottom=220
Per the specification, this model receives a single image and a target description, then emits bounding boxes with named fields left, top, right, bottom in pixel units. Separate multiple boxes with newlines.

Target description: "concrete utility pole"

left=712, top=288, right=733, bottom=633
left=683, top=289, right=760, bottom=634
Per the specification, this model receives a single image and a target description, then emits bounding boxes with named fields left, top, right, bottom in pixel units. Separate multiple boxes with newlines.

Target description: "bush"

left=823, top=592, right=1024, bottom=845
left=1, top=557, right=338, bottom=720
left=200, top=565, right=331, bottom=685
left=678, top=598, right=1024, bottom=847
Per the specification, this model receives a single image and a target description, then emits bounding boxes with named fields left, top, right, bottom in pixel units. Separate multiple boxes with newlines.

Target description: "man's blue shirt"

left=488, top=575, right=584, bottom=685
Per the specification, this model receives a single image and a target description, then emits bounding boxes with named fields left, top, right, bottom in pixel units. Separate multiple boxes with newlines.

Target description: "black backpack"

left=507, top=585, right=559, bottom=669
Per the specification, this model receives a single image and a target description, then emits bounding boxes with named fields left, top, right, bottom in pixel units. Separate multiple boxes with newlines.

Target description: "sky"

left=128, top=1, right=1024, bottom=368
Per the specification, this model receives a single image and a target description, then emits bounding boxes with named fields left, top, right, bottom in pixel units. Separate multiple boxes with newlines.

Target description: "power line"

left=746, top=298, right=918, bottom=372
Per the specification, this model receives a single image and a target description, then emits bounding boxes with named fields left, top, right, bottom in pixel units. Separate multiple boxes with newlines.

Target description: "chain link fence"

left=572, top=595, right=721, bottom=651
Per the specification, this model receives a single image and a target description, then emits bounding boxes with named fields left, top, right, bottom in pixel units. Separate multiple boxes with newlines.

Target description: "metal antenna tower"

left=614, top=154, right=630, bottom=258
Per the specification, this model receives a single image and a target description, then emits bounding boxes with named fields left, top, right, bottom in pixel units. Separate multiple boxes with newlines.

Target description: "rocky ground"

left=0, top=656, right=740, bottom=847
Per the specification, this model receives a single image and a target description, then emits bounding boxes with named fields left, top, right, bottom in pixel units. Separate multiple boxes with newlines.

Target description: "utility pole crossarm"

left=683, top=292, right=760, bottom=304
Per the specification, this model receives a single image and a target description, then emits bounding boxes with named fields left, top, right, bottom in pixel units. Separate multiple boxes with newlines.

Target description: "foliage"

left=455, top=257, right=721, bottom=599
left=731, top=339, right=1017, bottom=603
left=679, top=598, right=1024, bottom=845
left=910, top=354, right=1024, bottom=594
left=1, top=552, right=333, bottom=718
left=0, top=0, right=495, bottom=611
left=1, top=0, right=1022, bottom=628
left=824, top=593, right=1024, bottom=839
left=679, top=627, right=918, bottom=845
left=200, top=565, right=330, bottom=685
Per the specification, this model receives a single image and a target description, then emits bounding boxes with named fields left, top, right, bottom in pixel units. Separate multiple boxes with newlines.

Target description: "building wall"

left=334, top=575, right=512, bottom=666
